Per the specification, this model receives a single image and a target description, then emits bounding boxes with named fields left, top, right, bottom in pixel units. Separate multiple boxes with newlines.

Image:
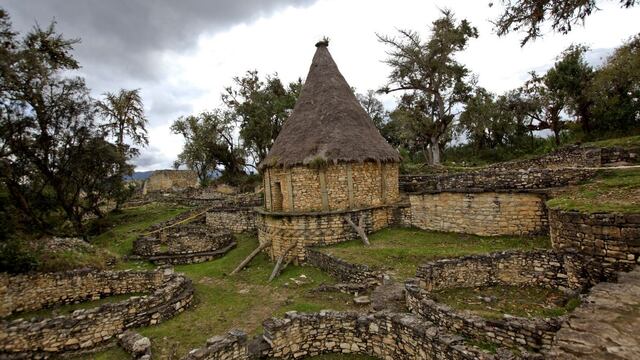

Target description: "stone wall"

left=400, top=168, right=596, bottom=194
left=406, top=250, right=599, bottom=352
left=413, top=250, right=598, bottom=293
left=133, top=225, right=236, bottom=265
left=549, top=208, right=640, bottom=275
left=0, top=268, right=193, bottom=358
left=409, top=192, right=548, bottom=236
left=549, top=266, right=640, bottom=359
left=183, top=311, right=521, bottom=360
left=305, top=248, right=380, bottom=282
left=257, top=204, right=411, bottom=261
left=206, top=208, right=257, bottom=233
left=143, top=170, right=199, bottom=194
left=263, top=162, right=399, bottom=213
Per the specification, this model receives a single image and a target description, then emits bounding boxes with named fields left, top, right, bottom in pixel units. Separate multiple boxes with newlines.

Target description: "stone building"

left=257, top=40, right=402, bottom=261
left=142, top=169, right=199, bottom=194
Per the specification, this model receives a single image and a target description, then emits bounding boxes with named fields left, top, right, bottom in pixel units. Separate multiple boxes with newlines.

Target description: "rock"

left=118, top=330, right=151, bottom=358
left=353, top=296, right=371, bottom=305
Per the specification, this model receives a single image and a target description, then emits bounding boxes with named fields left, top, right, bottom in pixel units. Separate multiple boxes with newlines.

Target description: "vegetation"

left=171, top=110, right=246, bottom=186
left=377, top=10, right=478, bottom=165
left=547, top=168, right=640, bottom=213
left=431, top=285, right=581, bottom=319
left=0, top=10, right=145, bottom=238
left=320, top=228, right=551, bottom=279
left=222, top=70, right=302, bottom=168
left=493, top=0, right=637, bottom=46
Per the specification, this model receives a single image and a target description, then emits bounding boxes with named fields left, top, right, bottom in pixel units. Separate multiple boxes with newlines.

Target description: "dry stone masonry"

left=410, top=192, right=548, bottom=236
left=0, top=268, right=193, bottom=358
left=549, top=209, right=640, bottom=275
left=549, top=266, right=640, bottom=359
left=405, top=250, right=604, bottom=352
left=133, top=225, right=236, bottom=265
left=182, top=311, right=528, bottom=360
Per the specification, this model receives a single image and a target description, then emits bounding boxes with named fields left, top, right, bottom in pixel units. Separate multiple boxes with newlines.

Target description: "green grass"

left=6, top=293, right=145, bottom=321
left=585, top=135, right=640, bottom=149
left=100, top=234, right=359, bottom=359
left=431, top=285, right=581, bottom=319
left=90, top=202, right=191, bottom=266
left=547, top=168, right=640, bottom=213
left=321, top=228, right=551, bottom=280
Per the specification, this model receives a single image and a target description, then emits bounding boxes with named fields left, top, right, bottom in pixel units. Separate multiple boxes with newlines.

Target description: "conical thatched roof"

left=260, top=41, right=400, bottom=170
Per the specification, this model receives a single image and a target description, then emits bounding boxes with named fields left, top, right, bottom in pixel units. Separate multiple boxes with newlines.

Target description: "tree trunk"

left=430, top=137, right=441, bottom=165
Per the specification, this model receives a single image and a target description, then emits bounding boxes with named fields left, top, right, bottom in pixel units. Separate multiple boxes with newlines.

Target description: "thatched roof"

left=260, top=41, right=400, bottom=170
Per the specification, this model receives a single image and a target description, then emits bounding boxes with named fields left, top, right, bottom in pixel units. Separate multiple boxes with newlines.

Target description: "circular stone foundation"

left=405, top=249, right=596, bottom=351
left=0, top=267, right=193, bottom=358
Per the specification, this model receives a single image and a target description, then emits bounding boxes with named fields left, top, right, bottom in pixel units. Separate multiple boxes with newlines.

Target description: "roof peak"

left=315, top=37, right=329, bottom=48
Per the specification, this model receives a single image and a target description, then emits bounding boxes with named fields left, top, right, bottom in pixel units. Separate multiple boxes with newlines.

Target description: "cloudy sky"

left=4, top=0, right=640, bottom=171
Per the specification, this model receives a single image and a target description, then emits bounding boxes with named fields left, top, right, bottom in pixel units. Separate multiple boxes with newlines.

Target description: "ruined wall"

left=406, top=250, right=598, bottom=352
left=409, top=192, right=547, bottom=236
left=257, top=204, right=410, bottom=261
left=305, top=248, right=380, bottom=282
left=549, top=266, right=640, bottom=359
left=181, top=311, right=506, bottom=360
left=1, top=269, right=161, bottom=316
left=549, top=209, right=640, bottom=275
left=263, top=162, right=399, bottom=213
left=143, top=170, right=199, bottom=193
left=400, top=168, right=596, bottom=193
left=0, top=269, right=193, bottom=358
left=133, top=225, right=235, bottom=265
left=206, top=208, right=257, bottom=233
left=413, top=250, right=596, bottom=294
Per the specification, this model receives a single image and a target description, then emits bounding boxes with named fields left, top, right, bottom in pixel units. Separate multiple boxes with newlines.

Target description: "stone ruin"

left=0, top=267, right=193, bottom=358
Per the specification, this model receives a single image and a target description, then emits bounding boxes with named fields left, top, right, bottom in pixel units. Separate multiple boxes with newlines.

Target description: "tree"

left=171, top=110, right=246, bottom=186
left=0, top=9, right=132, bottom=236
left=97, top=88, right=149, bottom=153
left=222, top=71, right=301, bottom=168
left=545, top=45, right=594, bottom=135
left=378, top=10, right=478, bottom=165
left=494, top=0, right=637, bottom=46
left=356, top=90, right=388, bottom=129
left=519, top=72, right=568, bottom=146
left=589, top=34, right=640, bottom=134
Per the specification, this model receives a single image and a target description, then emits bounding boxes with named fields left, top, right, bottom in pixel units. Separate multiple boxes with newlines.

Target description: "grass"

left=431, top=285, right=581, bottom=319
left=585, top=135, right=640, bottom=149
left=547, top=168, right=640, bottom=214
left=90, top=202, right=191, bottom=271
left=6, top=293, right=145, bottom=321
left=76, top=233, right=361, bottom=360
left=320, top=228, right=551, bottom=280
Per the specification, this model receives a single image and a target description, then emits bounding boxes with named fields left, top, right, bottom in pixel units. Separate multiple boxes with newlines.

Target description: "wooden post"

left=346, top=164, right=354, bottom=208
left=344, top=215, right=370, bottom=246
left=230, top=240, right=271, bottom=275
left=268, top=243, right=297, bottom=282
left=319, top=169, right=329, bottom=211
left=286, top=170, right=294, bottom=211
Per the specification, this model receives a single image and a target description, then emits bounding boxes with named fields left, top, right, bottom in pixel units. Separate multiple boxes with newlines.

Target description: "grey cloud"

left=134, top=147, right=173, bottom=170
left=3, top=0, right=315, bottom=83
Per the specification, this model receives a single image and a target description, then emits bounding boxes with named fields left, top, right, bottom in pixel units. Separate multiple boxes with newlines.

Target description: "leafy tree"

left=97, top=88, right=148, bottom=153
left=356, top=90, right=388, bottom=129
left=545, top=45, right=594, bottom=135
left=222, top=71, right=301, bottom=168
left=378, top=10, right=478, bottom=164
left=171, top=110, right=246, bottom=186
left=589, top=34, right=640, bottom=134
left=0, top=9, right=131, bottom=236
left=519, top=72, right=568, bottom=146
left=494, top=0, right=637, bottom=46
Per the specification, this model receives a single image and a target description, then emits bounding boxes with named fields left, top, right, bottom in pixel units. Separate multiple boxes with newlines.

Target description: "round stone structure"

left=258, top=40, right=401, bottom=261
left=0, top=267, right=193, bottom=358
